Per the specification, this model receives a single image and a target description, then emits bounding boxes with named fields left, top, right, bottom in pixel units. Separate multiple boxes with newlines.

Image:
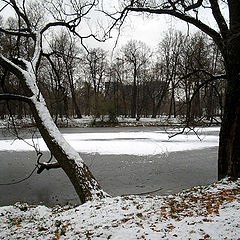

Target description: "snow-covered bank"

left=0, top=127, right=220, bottom=155
left=0, top=178, right=239, bottom=239
left=0, top=116, right=221, bottom=129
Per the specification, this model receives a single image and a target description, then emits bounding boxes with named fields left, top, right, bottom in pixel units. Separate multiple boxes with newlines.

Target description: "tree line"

left=0, top=24, right=225, bottom=124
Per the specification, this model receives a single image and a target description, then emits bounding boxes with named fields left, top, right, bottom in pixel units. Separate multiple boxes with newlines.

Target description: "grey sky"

left=83, top=0, right=228, bottom=52
left=0, top=0, right=228, bottom=52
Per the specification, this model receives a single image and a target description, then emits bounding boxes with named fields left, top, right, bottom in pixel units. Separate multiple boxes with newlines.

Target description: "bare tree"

left=160, top=31, right=186, bottom=118
left=0, top=0, right=107, bottom=202
left=110, top=56, right=129, bottom=117
left=204, top=40, right=225, bottom=121
left=84, top=47, right=108, bottom=118
left=110, top=0, right=239, bottom=179
left=49, top=31, right=82, bottom=119
left=121, top=40, right=151, bottom=119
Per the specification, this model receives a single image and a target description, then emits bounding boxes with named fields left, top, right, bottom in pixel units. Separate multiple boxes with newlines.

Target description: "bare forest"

left=0, top=29, right=225, bottom=125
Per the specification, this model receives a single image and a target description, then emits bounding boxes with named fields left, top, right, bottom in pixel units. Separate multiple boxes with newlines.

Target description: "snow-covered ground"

left=0, top=127, right=220, bottom=155
left=0, top=178, right=239, bottom=240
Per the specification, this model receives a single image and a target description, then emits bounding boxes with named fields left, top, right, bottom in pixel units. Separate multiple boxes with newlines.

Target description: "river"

left=0, top=126, right=218, bottom=206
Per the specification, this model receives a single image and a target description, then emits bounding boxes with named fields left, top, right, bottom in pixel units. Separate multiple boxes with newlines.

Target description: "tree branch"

left=0, top=165, right=38, bottom=185
left=129, top=6, right=221, bottom=40
left=37, top=161, right=61, bottom=174
left=169, top=71, right=226, bottom=138
left=179, top=69, right=226, bottom=81
left=9, top=0, right=32, bottom=31
left=31, top=31, right=42, bottom=71
left=40, top=21, right=71, bottom=34
left=209, top=0, right=229, bottom=38
left=184, top=0, right=203, bottom=11
left=0, top=54, right=25, bottom=81
left=121, top=187, right=163, bottom=196
left=0, top=2, right=10, bottom=13
left=187, top=73, right=226, bottom=113
left=0, top=93, right=31, bottom=104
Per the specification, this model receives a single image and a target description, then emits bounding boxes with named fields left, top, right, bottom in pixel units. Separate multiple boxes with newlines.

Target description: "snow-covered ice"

left=0, top=127, right=219, bottom=155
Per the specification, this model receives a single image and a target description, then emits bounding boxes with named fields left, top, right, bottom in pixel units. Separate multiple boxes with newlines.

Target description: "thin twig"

left=121, top=187, right=163, bottom=196
left=0, top=165, right=38, bottom=186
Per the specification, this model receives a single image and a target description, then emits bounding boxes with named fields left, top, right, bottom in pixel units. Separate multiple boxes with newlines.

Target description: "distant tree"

left=49, top=31, right=83, bottom=119
left=158, top=31, right=186, bottom=118
left=110, top=56, right=129, bottom=117
left=121, top=40, right=151, bottom=119
left=177, top=32, right=209, bottom=120
left=80, top=81, right=93, bottom=116
left=204, top=40, right=225, bottom=121
left=106, top=60, right=121, bottom=115
left=0, top=0, right=107, bottom=203
left=143, top=61, right=166, bottom=118
left=39, top=50, right=69, bottom=121
left=0, top=15, right=34, bottom=119
left=84, top=47, right=108, bottom=118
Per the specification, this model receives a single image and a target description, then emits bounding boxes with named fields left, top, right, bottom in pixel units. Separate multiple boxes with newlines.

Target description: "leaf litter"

left=0, top=178, right=239, bottom=239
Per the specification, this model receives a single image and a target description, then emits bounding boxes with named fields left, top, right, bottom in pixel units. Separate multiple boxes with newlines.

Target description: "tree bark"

left=218, top=7, right=240, bottom=179
left=131, top=69, right=137, bottom=118
left=218, top=56, right=240, bottom=179
left=218, top=78, right=240, bottom=179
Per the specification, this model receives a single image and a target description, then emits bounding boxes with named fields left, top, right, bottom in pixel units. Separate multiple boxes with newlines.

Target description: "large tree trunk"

left=131, top=70, right=137, bottom=118
left=218, top=17, right=240, bottom=179
left=27, top=85, right=106, bottom=202
left=218, top=69, right=240, bottom=179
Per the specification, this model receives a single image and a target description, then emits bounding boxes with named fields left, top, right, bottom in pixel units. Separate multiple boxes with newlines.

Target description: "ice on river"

left=0, top=127, right=219, bottom=155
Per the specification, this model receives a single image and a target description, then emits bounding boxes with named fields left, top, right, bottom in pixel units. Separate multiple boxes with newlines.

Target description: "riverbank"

left=0, top=178, right=239, bottom=239
left=0, top=115, right=221, bottom=129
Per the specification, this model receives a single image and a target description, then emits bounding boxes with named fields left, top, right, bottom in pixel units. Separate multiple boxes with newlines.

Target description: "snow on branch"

left=37, top=161, right=61, bottom=174
left=31, top=31, right=42, bottom=71
left=0, top=54, right=27, bottom=77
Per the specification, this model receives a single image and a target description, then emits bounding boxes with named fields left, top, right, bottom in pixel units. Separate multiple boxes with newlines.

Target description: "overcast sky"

left=85, top=11, right=197, bottom=52
left=85, top=0, right=228, bottom=53
left=0, top=0, right=228, bottom=54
